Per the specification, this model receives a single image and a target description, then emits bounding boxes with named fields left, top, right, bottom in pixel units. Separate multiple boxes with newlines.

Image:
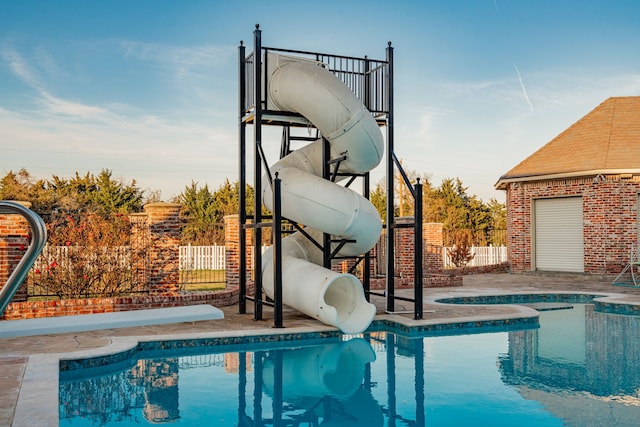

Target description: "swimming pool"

left=59, top=300, right=640, bottom=426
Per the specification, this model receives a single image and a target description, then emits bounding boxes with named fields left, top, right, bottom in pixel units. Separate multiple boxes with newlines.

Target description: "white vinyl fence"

left=34, top=245, right=132, bottom=270
left=179, top=244, right=507, bottom=271
left=35, top=244, right=508, bottom=274
left=443, top=245, right=507, bottom=268
left=179, top=244, right=226, bottom=270
left=179, top=244, right=270, bottom=271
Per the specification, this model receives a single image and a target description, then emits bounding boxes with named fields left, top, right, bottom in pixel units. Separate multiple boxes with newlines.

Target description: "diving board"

left=0, top=305, right=224, bottom=339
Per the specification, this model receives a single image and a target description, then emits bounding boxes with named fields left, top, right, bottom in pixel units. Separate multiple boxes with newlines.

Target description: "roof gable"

left=496, top=96, right=640, bottom=188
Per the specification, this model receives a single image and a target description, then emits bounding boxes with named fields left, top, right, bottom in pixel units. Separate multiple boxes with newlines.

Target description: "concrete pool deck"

left=2, top=272, right=640, bottom=426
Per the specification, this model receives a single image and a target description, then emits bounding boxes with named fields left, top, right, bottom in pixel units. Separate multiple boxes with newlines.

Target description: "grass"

left=183, top=282, right=226, bottom=292
left=180, top=269, right=226, bottom=292
left=24, top=270, right=227, bottom=298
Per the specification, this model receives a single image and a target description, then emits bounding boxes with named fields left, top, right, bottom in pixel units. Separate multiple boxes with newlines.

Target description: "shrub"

left=30, top=213, right=146, bottom=299
left=447, top=231, right=475, bottom=268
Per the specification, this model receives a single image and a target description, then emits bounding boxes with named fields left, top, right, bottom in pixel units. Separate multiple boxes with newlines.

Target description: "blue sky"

left=1, top=1, right=639, bottom=202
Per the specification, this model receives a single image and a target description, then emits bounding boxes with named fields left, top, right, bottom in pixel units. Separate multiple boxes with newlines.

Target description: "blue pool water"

left=59, top=303, right=640, bottom=426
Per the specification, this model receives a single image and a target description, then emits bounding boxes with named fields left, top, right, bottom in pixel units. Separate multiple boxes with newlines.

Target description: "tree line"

left=0, top=168, right=506, bottom=246
left=371, top=174, right=506, bottom=246
left=0, top=168, right=146, bottom=217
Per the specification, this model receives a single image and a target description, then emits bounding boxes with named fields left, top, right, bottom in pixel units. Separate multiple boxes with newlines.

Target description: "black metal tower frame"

left=238, top=24, right=425, bottom=326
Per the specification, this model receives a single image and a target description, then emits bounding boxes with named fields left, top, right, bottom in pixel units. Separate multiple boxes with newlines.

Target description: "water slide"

left=261, top=53, right=384, bottom=334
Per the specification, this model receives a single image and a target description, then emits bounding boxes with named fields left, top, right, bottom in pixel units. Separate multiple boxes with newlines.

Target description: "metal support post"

left=253, top=24, right=263, bottom=321
left=273, top=173, right=283, bottom=328
left=322, top=137, right=332, bottom=269
left=414, top=179, right=423, bottom=319
left=363, top=172, right=371, bottom=301
left=238, top=40, right=247, bottom=314
left=385, top=42, right=395, bottom=313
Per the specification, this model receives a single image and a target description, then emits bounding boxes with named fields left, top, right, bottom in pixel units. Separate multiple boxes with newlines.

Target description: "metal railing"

left=242, top=46, right=390, bottom=118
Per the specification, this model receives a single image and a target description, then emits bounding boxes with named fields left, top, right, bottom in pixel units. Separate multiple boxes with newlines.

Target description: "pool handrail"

left=0, top=201, right=47, bottom=317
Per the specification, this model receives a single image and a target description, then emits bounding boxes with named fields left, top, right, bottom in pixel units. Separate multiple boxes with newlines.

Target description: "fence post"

left=144, top=203, right=181, bottom=295
left=0, top=201, right=32, bottom=302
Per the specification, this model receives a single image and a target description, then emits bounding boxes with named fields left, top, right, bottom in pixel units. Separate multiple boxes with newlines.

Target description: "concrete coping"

left=0, top=305, right=224, bottom=339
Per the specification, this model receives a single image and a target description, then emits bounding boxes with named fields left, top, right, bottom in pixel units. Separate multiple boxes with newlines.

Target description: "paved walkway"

left=2, top=272, right=639, bottom=426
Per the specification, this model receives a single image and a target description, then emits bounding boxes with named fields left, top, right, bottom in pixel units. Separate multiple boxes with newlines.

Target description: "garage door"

left=534, top=197, right=584, bottom=272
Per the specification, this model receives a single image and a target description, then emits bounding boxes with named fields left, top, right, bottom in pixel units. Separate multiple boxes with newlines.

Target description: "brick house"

left=495, top=96, right=640, bottom=275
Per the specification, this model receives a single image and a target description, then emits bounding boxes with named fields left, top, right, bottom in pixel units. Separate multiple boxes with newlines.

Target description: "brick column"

left=144, top=203, right=181, bottom=295
left=423, top=222, right=444, bottom=273
left=0, top=201, right=32, bottom=302
left=224, top=215, right=240, bottom=288
left=224, top=214, right=253, bottom=288
left=129, top=212, right=150, bottom=291
left=369, top=231, right=382, bottom=278
left=395, top=216, right=415, bottom=282
left=423, top=222, right=443, bottom=246
left=506, top=183, right=527, bottom=272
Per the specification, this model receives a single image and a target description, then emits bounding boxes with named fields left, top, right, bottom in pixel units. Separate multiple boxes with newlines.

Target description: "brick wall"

left=144, top=203, right=182, bottom=294
left=0, top=201, right=32, bottom=302
left=505, top=176, right=640, bottom=275
left=1, top=207, right=466, bottom=320
left=223, top=214, right=253, bottom=288
left=0, top=202, right=192, bottom=320
left=395, top=217, right=416, bottom=281
left=225, top=215, right=460, bottom=290
left=423, top=223, right=444, bottom=273
left=2, top=289, right=239, bottom=320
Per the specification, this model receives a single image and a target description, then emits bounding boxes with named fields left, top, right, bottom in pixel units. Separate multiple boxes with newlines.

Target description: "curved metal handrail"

left=0, top=201, right=47, bottom=317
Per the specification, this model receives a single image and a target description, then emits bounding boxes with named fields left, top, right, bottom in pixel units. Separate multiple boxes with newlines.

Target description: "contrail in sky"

left=514, top=65, right=534, bottom=112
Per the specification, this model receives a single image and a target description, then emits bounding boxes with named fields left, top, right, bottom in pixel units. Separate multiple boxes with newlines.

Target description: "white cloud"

left=115, top=39, right=235, bottom=82
left=1, top=43, right=43, bottom=90
left=39, top=91, right=108, bottom=118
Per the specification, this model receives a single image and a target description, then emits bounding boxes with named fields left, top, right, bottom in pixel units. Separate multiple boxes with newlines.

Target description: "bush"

left=447, top=231, right=475, bottom=268
left=30, top=213, right=146, bottom=299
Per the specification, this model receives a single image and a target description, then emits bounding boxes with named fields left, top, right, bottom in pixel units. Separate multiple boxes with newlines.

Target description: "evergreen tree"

left=0, top=168, right=144, bottom=216
left=91, top=169, right=144, bottom=215
left=178, top=179, right=256, bottom=244
left=180, top=181, right=219, bottom=245
left=370, top=179, right=387, bottom=220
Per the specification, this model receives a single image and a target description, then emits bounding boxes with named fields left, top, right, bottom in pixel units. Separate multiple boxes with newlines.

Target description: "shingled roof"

left=495, top=96, right=640, bottom=189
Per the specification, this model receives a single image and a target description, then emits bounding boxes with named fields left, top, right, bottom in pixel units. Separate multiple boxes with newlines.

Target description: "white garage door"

left=534, top=197, right=584, bottom=272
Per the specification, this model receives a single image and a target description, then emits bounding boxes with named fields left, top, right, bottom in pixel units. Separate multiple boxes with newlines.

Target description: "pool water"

left=59, top=304, right=640, bottom=426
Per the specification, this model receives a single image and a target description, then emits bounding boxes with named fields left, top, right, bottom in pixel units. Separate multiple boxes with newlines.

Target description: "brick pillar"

left=423, top=222, right=443, bottom=246
left=506, top=183, right=527, bottom=272
left=144, top=203, right=181, bottom=295
left=224, top=215, right=240, bottom=288
left=369, top=232, right=381, bottom=278
left=423, top=222, right=444, bottom=273
left=129, top=212, right=150, bottom=291
left=395, top=216, right=415, bottom=282
left=224, top=214, right=253, bottom=288
left=0, top=201, right=32, bottom=302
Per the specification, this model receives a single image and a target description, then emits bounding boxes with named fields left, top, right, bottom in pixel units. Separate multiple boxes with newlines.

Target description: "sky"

left=1, top=0, right=639, bottom=203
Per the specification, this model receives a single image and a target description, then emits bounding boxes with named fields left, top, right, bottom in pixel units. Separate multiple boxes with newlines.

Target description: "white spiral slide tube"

left=261, top=53, right=384, bottom=334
